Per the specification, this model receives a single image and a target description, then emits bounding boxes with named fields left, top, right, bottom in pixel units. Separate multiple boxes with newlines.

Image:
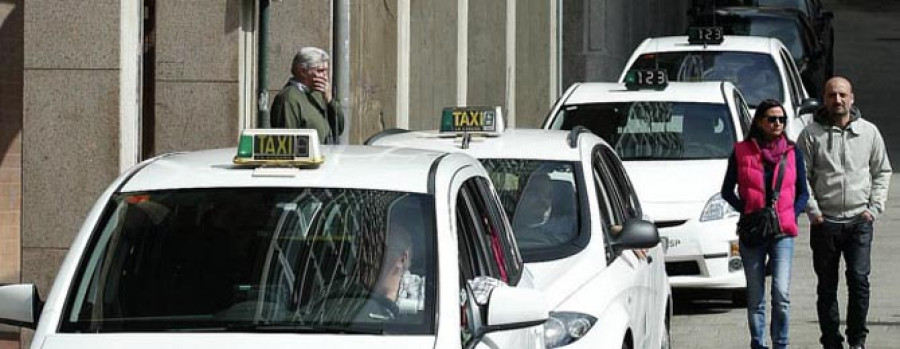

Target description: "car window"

left=734, top=89, right=753, bottom=136
left=599, top=146, right=642, bottom=220
left=780, top=49, right=804, bottom=103
left=480, top=159, right=584, bottom=262
left=694, top=14, right=806, bottom=62
left=629, top=51, right=784, bottom=107
left=591, top=149, right=623, bottom=263
left=62, top=188, right=436, bottom=334
left=552, top=101, right=736, bottom=160
left=456, top=178, right=523, bottom=286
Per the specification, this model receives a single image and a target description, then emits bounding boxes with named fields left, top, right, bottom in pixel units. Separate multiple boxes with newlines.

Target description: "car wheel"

left=732, top=289, right=748, bottom=307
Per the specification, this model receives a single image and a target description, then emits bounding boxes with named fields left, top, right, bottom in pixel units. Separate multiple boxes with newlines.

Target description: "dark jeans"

left=810, top=217, right=873, bottom=348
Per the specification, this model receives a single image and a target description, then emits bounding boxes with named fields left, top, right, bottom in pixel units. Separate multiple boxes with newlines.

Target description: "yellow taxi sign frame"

left=233, top=129, right=324, bottom=167
left=439, top=106, right=504, bottom=135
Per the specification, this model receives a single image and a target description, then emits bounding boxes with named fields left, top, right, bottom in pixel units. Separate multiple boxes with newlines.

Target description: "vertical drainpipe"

left=257, top=0, right=270, bottom=128
left=333, top=0, right=350, bottom=144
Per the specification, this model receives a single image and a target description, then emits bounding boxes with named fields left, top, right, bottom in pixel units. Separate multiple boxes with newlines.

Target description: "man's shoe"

left=849, top=345, right=865, bottom=349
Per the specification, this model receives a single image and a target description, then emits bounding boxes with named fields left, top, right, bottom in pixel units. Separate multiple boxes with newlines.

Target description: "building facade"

left=0, top=0, right=689, bottom=346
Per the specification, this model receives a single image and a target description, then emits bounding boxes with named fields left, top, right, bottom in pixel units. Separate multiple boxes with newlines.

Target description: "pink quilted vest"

left=734, top=140, right=798, bottom=236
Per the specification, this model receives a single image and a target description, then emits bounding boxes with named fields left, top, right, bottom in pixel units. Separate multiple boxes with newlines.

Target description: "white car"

left=618, top=32, right=819, bottom=140
left=369, top=107, right=671, bottom=349
left=544, top=81, right=751, bottom=303
left=0, top=129, right=549, bottom=349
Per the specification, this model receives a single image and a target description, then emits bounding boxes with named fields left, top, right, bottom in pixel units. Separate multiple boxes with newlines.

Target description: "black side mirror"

left=798, top=98, right=820, bottom=116
left=611, top=219, right=660, bottom=250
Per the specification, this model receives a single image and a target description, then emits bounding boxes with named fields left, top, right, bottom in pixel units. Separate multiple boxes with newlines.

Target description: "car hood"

left=38, top=333, right=435, bottom=349
left=623, top=160, right=728, bottom=220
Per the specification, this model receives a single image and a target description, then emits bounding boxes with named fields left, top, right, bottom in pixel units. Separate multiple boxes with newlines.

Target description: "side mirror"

left=483, top=286, right=549, bottom=332
left=0, top=284, right=42, bottom=329
left=611, top=219, right=660, bottom=250
left=798, top=98, right=821, bottom=116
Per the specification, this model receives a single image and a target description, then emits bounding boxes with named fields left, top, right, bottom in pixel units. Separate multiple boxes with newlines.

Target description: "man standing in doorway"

left=271, top=47, right=344, bottom=144
left=798, top=76, right=892, bottom=349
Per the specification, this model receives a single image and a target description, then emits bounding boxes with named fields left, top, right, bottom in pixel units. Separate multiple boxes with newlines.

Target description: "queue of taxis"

left=543, top=73, right=751, bottom=303
left=0, top=130, right=550, bottom=349
left=618, top=27, right=819, bottom=140
left=368, top=108, right=671, bottom=349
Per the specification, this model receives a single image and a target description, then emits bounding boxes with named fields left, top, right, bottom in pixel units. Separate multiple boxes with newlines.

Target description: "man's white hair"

left=292, top=47, right=330, bottom=71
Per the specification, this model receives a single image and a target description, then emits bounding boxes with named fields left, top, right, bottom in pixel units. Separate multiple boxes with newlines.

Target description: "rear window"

left=550, top=102, right=737, bottom=160
left=628, top=51, right=783, bottom=107
left=61, top=188, right=436, bottom=335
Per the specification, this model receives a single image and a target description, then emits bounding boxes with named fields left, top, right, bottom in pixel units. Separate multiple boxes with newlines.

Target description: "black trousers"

left=810, top=217, right=873, bottom=348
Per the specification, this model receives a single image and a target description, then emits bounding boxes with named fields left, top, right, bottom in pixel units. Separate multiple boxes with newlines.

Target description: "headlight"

left=699, top=193, right=739, bottom=222
left=544, top=311, right=597, bottom=348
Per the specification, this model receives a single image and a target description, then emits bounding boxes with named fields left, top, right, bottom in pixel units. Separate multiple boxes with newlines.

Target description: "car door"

left=590, top=146, right=652, bottom=347
left=455, top=176, right=540, bottom=349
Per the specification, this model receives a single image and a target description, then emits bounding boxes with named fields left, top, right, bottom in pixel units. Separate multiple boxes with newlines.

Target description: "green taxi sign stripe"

left=237, top=135, right=254, bottom=158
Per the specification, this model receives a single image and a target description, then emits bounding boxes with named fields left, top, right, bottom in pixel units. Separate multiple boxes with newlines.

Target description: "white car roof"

left=636, top=35, right=783, bottom=54
left=562, top=81, right=731, bottom=105
left=121, top=145, right=457, bottom=194
left=370, top=128, right=594, bottom=162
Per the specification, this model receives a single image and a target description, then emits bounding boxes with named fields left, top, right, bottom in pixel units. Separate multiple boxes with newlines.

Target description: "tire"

left=732, top=289, right=748, bottom=307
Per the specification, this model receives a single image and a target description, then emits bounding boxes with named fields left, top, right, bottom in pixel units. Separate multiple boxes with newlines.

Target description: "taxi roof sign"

left=687, top=26, right=724, bottom=45
left=440, top=106, right=505, bottom=135
left=624, top=69, right=668, bottom=90
left=233, top=129, right=323, bottom=167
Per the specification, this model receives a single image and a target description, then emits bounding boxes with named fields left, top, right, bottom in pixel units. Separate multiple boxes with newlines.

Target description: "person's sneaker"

left=849, top=345, right=865, bottom=349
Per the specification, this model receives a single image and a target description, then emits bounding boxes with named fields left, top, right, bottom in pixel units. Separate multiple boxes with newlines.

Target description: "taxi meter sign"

left=233, top=129, right=323, bottom=166
left=440, top=106, right=502, bottom=133
left=624, top=69, right=668, bottom=90
left=688, top=26, right=724, bottom=45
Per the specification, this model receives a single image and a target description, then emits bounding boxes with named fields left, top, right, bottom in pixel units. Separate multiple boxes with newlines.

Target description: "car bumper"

left=659, top=217, right=746, bottom=290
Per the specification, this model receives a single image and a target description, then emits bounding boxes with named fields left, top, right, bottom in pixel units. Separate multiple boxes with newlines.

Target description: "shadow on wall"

left=0, top=0, right=23, bottom=165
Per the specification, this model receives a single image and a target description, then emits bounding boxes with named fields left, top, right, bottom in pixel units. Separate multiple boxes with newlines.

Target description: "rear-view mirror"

left=0, top=284, right=42, bottom=329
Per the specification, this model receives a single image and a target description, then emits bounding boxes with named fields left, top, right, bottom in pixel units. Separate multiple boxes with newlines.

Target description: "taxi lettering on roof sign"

left=233, top=128, right=323, bottom=166
left=624, top=69, right=668, bottom=90
left=440, top=106, right=504, bottom=134
left=687, top=26, right=724, bottom=45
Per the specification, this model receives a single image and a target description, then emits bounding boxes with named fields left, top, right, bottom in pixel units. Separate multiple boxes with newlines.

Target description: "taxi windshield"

left=551, top=102, right=736, bottom=160
left=61, top=188, right=436, bottom=334
left=629, top=51, right=783, bottom=107
left=479, top=159, right=583, bottom=261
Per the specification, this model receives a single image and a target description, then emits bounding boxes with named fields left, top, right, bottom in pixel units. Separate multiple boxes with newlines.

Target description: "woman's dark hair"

left=746, top=99, right=788, bottom=141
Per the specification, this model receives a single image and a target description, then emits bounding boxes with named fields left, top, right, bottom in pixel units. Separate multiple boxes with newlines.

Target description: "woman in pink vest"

left=721, top=99, right=809, bottom=349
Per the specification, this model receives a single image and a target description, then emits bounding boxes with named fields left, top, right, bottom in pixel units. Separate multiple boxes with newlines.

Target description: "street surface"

left=672, top=1, right=900, bottom=347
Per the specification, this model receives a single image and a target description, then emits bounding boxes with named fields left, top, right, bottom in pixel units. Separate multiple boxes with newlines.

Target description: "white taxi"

left=369, top=107, right=671, bottom=349
left=544, top=77, right=750, bottom=303
left=0, top=129, right=549, bottom=349
left=618, top=28, right=819, bottom=140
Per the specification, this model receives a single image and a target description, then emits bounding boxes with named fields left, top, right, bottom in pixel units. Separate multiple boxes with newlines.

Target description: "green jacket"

left=270, top=80, right=345, bottom=144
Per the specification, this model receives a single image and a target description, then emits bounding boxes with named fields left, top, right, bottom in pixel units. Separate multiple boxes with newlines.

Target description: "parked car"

left=369, top=107, right=671, bottom=349
left=690, top=6, right=830, bottom=96
left=690, top=0, right=834, bottom=76
left=619, top=33, right=818, bottom=140
left=0, top=129, right=550, bottom=349
left=544, top=79, right=751, bottom=304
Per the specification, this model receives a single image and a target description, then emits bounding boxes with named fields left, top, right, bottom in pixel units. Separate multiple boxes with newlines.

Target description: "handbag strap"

left=768, top=153, right=788, bottom=207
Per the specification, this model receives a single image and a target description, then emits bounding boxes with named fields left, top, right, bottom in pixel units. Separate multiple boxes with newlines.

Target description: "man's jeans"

left=741, top=236, right=794, bottom=349
left=810, top=218, right=873, bottom=348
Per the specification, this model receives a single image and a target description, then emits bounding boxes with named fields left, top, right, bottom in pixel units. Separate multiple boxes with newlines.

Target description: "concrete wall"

left=22, top=0, right=120, bottom=298
left=152, top=0, right=242, bottom=154
left=563, top=0, right=692, bottom=88
left=408, top=0, right=458, bottom=131
left=349, top=0, right=397, bottom=141
left=0, top=0, right=22, bottom=347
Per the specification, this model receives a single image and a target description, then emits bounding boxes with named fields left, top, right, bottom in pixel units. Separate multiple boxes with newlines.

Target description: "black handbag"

left=737, top=154, right=787, bottom=247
